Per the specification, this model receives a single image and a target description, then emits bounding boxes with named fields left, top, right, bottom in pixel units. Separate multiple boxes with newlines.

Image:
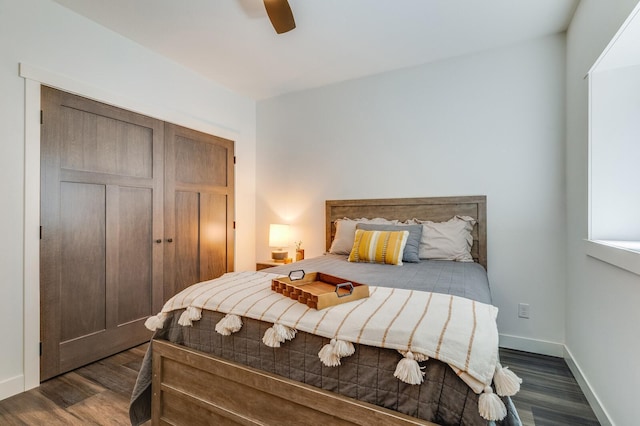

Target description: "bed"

left=130, top=196, right=522, bottom=425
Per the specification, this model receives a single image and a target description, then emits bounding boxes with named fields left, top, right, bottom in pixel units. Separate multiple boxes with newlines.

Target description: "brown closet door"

left=164, top=123, right=234, bottom=299
left=40, top=87, right=164, bottom=380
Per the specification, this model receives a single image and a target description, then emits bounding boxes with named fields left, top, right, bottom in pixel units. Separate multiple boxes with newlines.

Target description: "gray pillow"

left=355, top=223, right=422, bottom=263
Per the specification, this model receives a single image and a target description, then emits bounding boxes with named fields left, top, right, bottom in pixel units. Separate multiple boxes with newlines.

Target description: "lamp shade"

left=269, top=224, right=290, bottom=248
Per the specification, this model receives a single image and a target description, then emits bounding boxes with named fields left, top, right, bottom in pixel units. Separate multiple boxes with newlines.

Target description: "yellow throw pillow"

left=348, top=229, right=409, bottom=265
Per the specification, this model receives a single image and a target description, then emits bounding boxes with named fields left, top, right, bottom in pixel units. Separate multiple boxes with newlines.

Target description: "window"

left=587, top=4, right=640, bottom=274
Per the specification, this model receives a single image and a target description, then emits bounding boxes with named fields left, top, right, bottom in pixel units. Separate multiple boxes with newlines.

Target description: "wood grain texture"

left=40, top=86, right=164, bottom=380
left=0, top=344, right=150, bottom=426
left=164, top=122, right=235, bottom=300
left=59, top=182, right=106, bottom=342
left=501, top=348, right=601, bottom=426
left=115, top=187, right=153, bottom=325
left=58, top=92, right=154, bottom=178
left=175, top=135, right=228, bottom=186
left=0, top=344, right=599, bottom=426
left=199, top=192, right=228, bottom=281
left=40, top=86, right=235, bottom=382
left=172, top=191, right=200, bottom=294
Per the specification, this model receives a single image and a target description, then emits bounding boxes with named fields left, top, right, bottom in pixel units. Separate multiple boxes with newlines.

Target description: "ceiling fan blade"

left=263, top=0, right=296, bottom=34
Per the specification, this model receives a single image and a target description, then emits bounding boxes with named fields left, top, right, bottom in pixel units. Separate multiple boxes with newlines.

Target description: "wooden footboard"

left=151, top=339, right=436, bottom=425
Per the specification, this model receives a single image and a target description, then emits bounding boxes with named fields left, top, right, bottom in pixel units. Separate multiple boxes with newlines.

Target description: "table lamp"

left=269, top=223, right=290, bottom=262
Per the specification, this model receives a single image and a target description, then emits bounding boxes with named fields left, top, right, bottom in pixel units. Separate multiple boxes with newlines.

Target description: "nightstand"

left=256, top=260, right=284, bottom=271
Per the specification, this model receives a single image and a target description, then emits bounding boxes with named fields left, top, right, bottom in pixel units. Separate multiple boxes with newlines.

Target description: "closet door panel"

left=115, top=186, right=153, bottom=324
left=173, top=191, right=201, bottom=293
left=175, top=136, right=229, bottom=186
left=59, top=96, right=153, bottom=178
left=200, top=193, right=228, bottom=281
left=59, top=182, right=106, bottom=342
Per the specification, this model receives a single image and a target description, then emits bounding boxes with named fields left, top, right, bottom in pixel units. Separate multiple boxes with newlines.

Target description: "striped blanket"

left=146, top=271, right=519, bottom=421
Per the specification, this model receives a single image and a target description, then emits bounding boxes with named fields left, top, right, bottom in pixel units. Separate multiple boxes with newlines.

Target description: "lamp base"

left=271, top=250, right=288, bottom=262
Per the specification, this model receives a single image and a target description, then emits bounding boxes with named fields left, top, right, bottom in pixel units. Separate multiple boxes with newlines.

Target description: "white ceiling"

left=53, top=0, right=579, bottom=100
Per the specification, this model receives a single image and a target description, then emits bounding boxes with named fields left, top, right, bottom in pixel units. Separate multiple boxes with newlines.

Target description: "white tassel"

left=318, top=339, right=341, bottom=367
left=478, top=386, right=507, bottom=421
left=178, top=306, right=201, bottom=327
left=144, top=313, right=167, bottom=331
left=187, top=306, right=202, bottom=321
left=178, top=310, right=193, bottom=327
left=262, top=327, right=282, bottom=347
left=262, top=323, right=296, bottom=347
left=215, top=314, right=243, bottom=336
left=224, top=314, right=243, bottom=333
left=272, top=323, right=297, bottom=341
left=393, top=351, right=426, bottom=385
left=332, top=339, right=355, bottom=357
left=493, top=363, right=522, bottom=396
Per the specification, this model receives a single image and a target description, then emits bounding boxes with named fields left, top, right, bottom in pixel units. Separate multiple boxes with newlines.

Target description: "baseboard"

left=0, top=374, right=24, bottom=402
left=499, top=333, right=565, bottom=357
left=563, top=346, right=613, bottom=426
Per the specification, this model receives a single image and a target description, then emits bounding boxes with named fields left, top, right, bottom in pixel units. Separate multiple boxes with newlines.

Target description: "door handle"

left=155, top=239, right=162, bottom=244
left=167, top=238, right=173, bottom=243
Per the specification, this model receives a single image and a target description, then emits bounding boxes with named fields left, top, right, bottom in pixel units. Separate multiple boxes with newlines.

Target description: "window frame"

left=586, top=3, right=640, bottom=277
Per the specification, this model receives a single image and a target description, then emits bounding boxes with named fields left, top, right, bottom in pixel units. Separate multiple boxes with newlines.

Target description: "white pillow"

left=412, top=216, right=476, bottom=262
left=329, top=217, right=399, bottom=255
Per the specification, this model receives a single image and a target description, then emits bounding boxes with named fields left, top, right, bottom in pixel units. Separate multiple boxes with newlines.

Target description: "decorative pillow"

left=348, top=229, right=409, bottom=265
left=329, top=217, right=398, bottom=255
left=356, top=223, right=422, bottom=263
left=413, top=216, right=476, bottom=262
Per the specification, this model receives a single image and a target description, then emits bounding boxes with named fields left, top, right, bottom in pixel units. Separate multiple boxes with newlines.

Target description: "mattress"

left=130, top=256, right=521, bottom=425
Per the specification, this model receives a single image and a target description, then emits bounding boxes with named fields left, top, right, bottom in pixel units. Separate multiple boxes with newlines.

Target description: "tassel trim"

left=178, top=306, right=202, bottom=327
left=478, top=385, right=507, bottom=421
left=215, top=314, right=243, bottom=336
left=144, top=313, right=167, bottom=331
left=394, top=351, right=426, bottom=385
left=493, top=363, right=522, bottom=396
left=318, top=338, right=355, bottom=367
left=333, top=339, right=355, bottom=357
left=262, top=323, right=297, bottom=347
left=147, top=306, right=516, bottom=422
left=273, top=323, right=297, bottom=341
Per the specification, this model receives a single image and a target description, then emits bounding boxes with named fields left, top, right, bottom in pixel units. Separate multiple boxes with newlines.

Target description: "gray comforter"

left=130, top=256, right=521, bottom=425
left=267, top=254, right=493, bottom=304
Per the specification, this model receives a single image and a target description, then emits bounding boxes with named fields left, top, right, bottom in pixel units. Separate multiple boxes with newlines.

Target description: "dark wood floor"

left=0, top=345, right=600, bottom=425
left=0, top=343, right=149, bottom=425
left=500, top=348, right=600, bottom=426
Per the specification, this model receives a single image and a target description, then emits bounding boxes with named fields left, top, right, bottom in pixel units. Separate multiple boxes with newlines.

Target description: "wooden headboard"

left=325, top=196, right=487, bottom=269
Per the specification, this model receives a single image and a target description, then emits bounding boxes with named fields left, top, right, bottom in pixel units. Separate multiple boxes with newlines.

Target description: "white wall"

left=0, top=0, right=256, bottom=400
left=566, top=1, right=640, bottom=424
left=257, top=35, right=567, bottom=353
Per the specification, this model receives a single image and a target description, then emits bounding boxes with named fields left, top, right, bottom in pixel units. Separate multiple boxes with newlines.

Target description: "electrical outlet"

left=518, top=303, right=530, bottom=319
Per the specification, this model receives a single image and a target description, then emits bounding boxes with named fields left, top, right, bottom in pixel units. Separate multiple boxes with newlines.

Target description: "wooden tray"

left=271, top=271, right=369, bottom=310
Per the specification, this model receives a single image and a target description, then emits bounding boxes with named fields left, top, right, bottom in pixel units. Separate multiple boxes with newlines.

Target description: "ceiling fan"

left=263, top=0, right=296, bottom=34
